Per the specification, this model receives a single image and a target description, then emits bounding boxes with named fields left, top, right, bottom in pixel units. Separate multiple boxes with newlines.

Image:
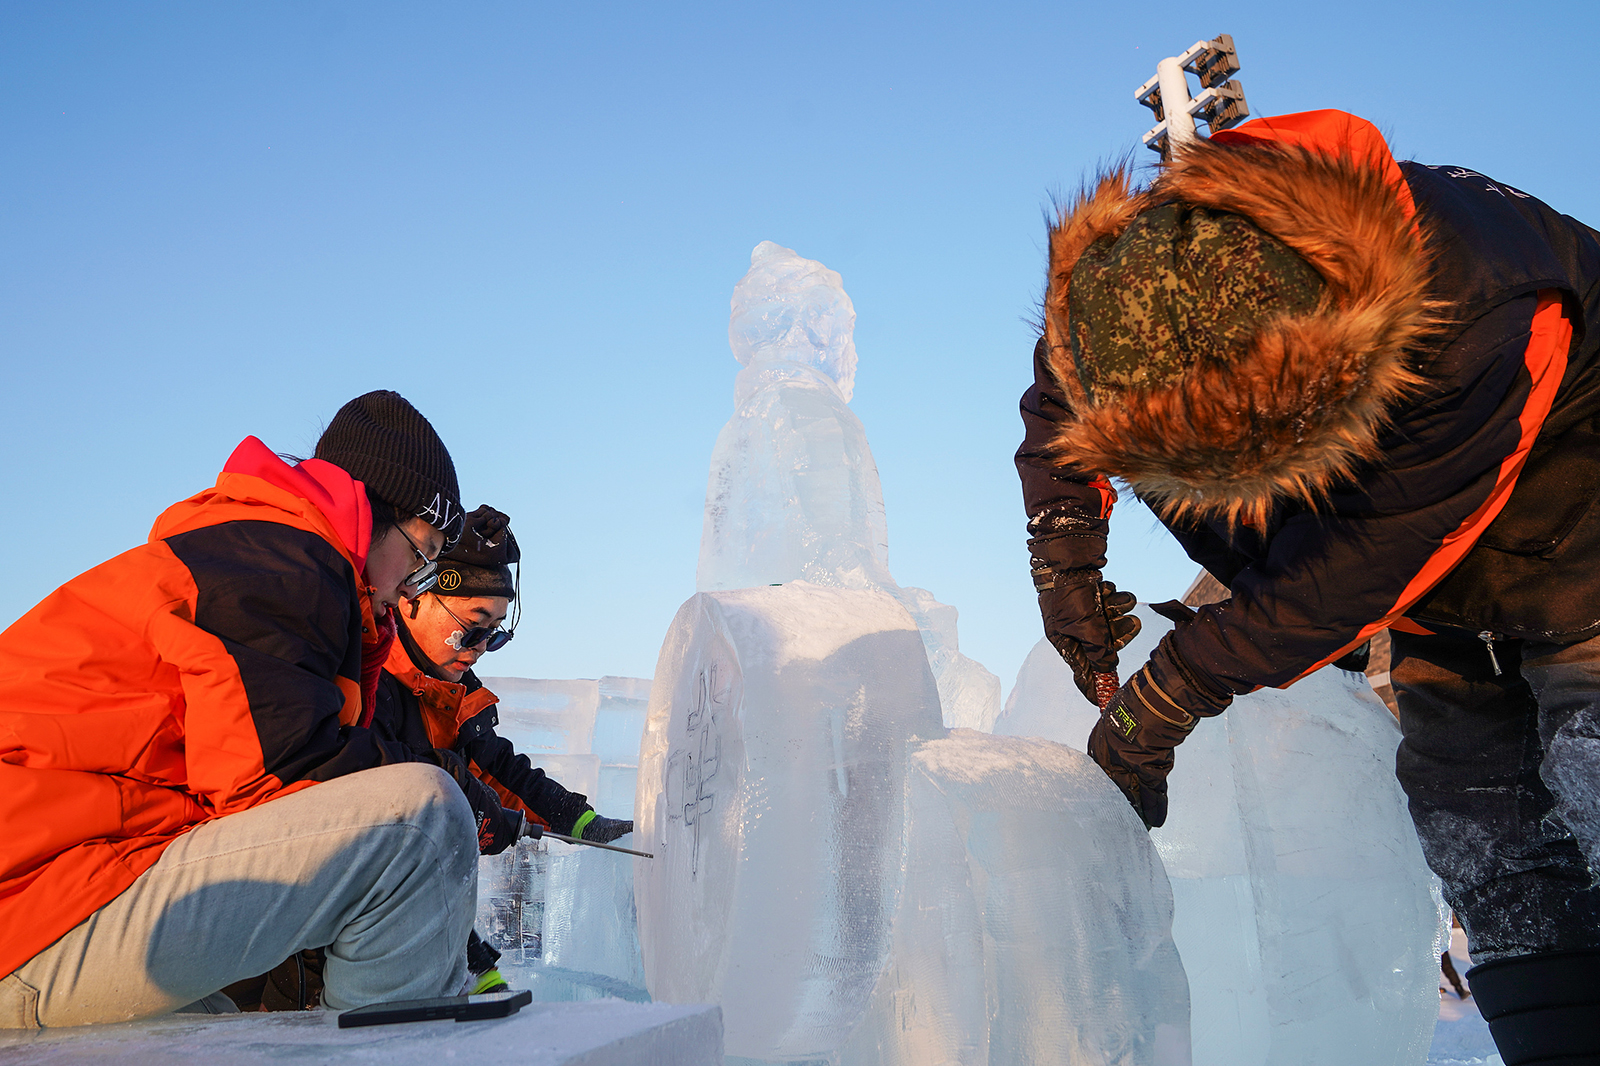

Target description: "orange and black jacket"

left=373, top=626, right=592, bottom=840
left=1019, top=111, right=1600, bottom=701
left=0, top=438, right=415, bottom=977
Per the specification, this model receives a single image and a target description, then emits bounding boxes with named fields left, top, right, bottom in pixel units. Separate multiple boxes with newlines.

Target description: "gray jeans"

left=0, top=762, right=477, bottom=1028
left=1394, top=627, right=1600, bottom=964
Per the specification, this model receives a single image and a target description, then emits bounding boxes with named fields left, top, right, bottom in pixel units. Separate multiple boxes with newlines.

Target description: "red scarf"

left=359, top=607, right=397, bottom=729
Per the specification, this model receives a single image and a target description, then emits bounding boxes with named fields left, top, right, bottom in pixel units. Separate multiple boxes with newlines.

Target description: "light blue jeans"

left=0, top=762, right=477, bottom=1028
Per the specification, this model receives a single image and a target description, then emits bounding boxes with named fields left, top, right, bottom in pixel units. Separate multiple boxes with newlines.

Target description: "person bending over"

left=1018, top=110, right=1600, bottom=1062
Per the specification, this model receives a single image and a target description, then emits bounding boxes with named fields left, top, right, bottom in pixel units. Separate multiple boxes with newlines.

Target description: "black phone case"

left=337, top=988, right=533, bottom=1028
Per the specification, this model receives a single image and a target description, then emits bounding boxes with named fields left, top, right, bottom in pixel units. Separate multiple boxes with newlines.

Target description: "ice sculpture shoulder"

left=699, top=242, right=890, bottom=592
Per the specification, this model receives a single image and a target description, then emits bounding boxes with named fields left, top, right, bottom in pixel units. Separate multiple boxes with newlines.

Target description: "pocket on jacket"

left=0, top=973, right=41, bottom=1030
left=1476, top=417, right=1600, bottom=556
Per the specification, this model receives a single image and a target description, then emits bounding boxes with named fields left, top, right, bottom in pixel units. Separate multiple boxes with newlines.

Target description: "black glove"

left=570, top=811, right=633, bottom=844
left=420, top=748, right=524, bottom=855
left=1035, top=567, right=1140, bottom=708
left=1027, top=500, right=1138, bottom=709
left=1086, top=634, right=1228, bottom=829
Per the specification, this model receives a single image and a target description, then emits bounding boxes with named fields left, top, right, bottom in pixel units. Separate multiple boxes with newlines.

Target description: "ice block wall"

left=839, top=730, right=1191, bottom=1066
left=697, top=240, right=999, bottom=731
left=1093, top=608, right=1442, bottom=1066
left=634, top=582, right=943, bottom=1060
left=476, top=674, right=653, bottom=1002
left=594, top=675, right=652, bottom=815
left=992, top=636, right=1101, bottom=749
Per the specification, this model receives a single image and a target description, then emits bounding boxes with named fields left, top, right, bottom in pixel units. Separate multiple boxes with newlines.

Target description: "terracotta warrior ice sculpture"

left=697, top=241, right=999, bottom=730
left=697, top=240, right=889, bottom=591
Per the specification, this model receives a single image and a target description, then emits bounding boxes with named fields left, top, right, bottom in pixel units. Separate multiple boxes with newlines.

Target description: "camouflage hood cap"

left=1067, top=203, right=1325, bottom=402
left=1040, top=128, right=1435, bottom=529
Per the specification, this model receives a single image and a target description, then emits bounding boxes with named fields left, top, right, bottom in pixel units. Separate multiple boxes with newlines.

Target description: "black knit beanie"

left=315, top=391, right=464, bottom=547
left=434, top=505, right=520, bottom=599
left=432, top=499, right=518, bottom=592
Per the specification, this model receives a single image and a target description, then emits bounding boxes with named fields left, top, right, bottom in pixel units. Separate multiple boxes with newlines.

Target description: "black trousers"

left=1393, top=627, right=1600, bottom=963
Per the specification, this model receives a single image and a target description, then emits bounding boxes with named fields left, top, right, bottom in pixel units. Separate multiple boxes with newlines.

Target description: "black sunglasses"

left=435, top=595, right=515, bottom=653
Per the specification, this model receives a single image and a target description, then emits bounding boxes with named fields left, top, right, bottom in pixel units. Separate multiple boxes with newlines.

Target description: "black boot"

left=1468, top=949, right=1600, bottom=1065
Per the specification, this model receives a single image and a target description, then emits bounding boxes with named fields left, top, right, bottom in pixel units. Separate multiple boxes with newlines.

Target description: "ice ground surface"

left=0, top=1000, right=722, bottom=1064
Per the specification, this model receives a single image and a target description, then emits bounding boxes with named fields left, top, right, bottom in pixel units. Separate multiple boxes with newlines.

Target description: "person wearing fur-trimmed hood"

left=1017, top=109, right=1600, bottom=1061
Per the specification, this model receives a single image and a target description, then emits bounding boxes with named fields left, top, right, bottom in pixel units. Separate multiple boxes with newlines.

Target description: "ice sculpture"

left=698, top=240, right=887, bottom=591
left=475, top=676, right=652, bottom=1002
left=697, top=240, right=998, bottom=730
left=897, top=586, right=1003, bottom=733
left=839, top=730, right=1191, bottom=1066
left=634, top=582, right=943, bottom=1060
left=1091, top=608, right=1441, bottom=1066
left=992, top=635, right=1101, bottom=749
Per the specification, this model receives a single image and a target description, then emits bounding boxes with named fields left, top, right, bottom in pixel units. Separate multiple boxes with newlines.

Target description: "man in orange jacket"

left=0, top=391, right=496, bottom=1027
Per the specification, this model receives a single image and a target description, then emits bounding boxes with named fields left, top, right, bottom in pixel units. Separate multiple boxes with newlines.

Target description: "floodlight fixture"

left=1186, top=33, right=1241, bottom=89
left=1135, top=34, right=1250, bottom=159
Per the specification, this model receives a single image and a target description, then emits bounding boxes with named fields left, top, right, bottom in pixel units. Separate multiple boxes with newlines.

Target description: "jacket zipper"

left=1479, top=631, right=1502, bottom=676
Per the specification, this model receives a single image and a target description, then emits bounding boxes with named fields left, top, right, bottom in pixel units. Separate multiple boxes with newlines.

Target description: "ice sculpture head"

left=729, top=241, right=858, bottom=402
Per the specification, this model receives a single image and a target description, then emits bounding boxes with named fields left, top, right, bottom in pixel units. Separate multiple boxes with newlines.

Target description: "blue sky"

left=4, top=1, right=1597, bottom=692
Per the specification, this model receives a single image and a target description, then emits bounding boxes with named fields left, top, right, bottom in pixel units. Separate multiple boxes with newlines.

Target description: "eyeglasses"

left=395, top=525, right=441, bottom=595
left=433, top=594, right=515, bottom=653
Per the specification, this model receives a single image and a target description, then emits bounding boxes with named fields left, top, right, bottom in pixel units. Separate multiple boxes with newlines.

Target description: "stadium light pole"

left=1136, top=34, right=1251, bottom=160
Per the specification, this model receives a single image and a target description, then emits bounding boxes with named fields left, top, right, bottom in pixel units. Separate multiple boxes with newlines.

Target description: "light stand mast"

left=1135, top=34, right=1250, bottom=160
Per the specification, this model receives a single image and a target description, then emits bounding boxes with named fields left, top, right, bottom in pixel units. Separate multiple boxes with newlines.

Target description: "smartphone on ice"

left=337, top=988, right=533, bottom=1028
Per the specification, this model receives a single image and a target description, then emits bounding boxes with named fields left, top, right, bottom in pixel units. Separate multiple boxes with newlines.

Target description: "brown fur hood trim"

left=1042, top=135, right=1443, bottom=528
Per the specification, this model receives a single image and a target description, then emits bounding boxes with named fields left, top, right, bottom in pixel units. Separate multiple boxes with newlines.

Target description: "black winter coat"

left=1020, top=149, right=1600, bottom=701
left=373, top=623, right=592, bottom=836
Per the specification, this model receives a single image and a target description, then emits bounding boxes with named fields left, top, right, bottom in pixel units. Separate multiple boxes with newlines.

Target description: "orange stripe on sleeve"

left=1290, top=291, right=1572, bottom=683
left=1090, top=474, right=1116, bottom=519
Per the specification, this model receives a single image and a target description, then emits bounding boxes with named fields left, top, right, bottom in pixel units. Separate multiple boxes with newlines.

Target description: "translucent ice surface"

left=542, top=838, right=648, bottom=996
left=634, top=582, right=943, bottom=1061
left=1106, top=608, right=1442, bottom=1065
left=993, top=635, right=1101, bottom=749
left=729, top=239, right=858, bottom=400
left=698, top=241, right=999, bottom=731
left=594, top=675, right=652, bottom=816
left=840, top=730, right=1192, bottom=1066
left=894, top=586, right=1002, bottom=732
left=484, top=677, right=599, bottom=755
left=698, top=256, right=890, bottom=592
